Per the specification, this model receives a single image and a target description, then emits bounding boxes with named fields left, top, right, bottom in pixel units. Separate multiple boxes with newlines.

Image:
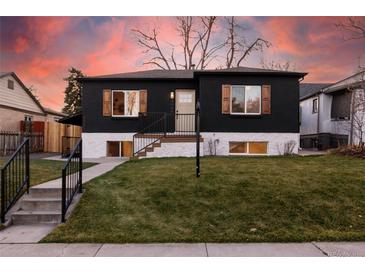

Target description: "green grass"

left=0, top=159, right=95, bottom=187
left=43, top=155, right=365, bottom=243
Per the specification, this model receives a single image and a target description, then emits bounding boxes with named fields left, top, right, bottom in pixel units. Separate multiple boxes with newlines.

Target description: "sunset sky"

left=0, top=16, right=364, bottom=111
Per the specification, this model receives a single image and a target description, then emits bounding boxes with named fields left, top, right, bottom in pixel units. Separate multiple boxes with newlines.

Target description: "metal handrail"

left=61, top=139, right=82, bottom=222
left=1, top=138, right=30, bottom=223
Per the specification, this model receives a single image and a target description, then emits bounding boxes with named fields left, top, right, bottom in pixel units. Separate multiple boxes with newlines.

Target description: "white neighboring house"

left=0, top=71, right=66, bottom=132
left=300, top=70, right=365, bottom=149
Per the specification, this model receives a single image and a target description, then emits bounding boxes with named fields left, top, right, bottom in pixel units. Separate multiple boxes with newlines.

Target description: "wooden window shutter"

left=103, top=89, right=112, bottom=116
left=222, top=85, right=231, bottom=114
left=262, top=85, right=271, bottom=114
left=140, top=90, right=147, bottom=114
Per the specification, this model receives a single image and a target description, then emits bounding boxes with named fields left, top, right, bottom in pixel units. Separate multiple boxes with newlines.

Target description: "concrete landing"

left=0, top=225, right=56, bottom=243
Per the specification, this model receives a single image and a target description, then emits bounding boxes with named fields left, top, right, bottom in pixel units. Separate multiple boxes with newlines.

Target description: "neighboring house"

left=0, top=72, right=66, bottom=132
left=79, top=67, right=306, bottom=158
left=44, top=107, right=67, bottom=122
left=299, top=70, right=365, bottom=149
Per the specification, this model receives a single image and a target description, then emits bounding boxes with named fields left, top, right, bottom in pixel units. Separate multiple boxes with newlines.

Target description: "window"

left=179, top=93, right=193, bottom=103
left=229, top=141, right=268, bottom=154
left=8, top=79, right=14, bottom=90
left=231, top=85, right=261, bottom=115
left=112, top=90, right=139, bottom=117
left=312, top=98, right=318, bottom=113
left=107, top=141, right=133, bottom=157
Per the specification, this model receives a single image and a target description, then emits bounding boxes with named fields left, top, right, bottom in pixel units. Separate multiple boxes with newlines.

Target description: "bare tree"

left=224, top=17, right=271, bottom=68
left=261, top=59, right=296, bottom=71
left=336, top=17, right=365, bottom=41
left=132, top=16, right=270, bottom=70
left=132, top=16, right=220, bottom=70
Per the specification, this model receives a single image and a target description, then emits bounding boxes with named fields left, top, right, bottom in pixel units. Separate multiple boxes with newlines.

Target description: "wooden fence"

left=0, top=131, right=44, bottom=156
left=44, top=122, right=82, bottom=153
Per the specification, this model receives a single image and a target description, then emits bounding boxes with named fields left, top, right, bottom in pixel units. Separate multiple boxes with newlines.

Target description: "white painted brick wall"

left=201, top=132, right=300, bottom=156
left=82, top=132, right=300, bottom=158
left=141, top=141, right=204, bottom=158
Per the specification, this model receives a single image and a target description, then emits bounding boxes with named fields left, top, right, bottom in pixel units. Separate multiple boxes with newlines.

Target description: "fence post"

left=25, top=138, right=30, bottom=194
left=164, top=113, right=167, bottom=137
left=78, top=140, right=83, bottom=194
left=1, top=168, right=5, bottom=223
left=61, top=168, right=66, bottom=223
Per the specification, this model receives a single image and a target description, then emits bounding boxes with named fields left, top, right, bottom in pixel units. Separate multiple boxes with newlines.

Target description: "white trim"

left=230, top=85, right=262, bottom=115
left=111, top=90, right=140, bottom=117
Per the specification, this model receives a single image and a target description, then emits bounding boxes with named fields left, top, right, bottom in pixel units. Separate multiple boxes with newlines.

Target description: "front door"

left=175, top=90, right=195, bottom=132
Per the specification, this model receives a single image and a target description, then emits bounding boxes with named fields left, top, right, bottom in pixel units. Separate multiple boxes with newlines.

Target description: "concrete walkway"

left=1, top=242, right=365, bottom=257
left=0, top=157, right=127, bottom=244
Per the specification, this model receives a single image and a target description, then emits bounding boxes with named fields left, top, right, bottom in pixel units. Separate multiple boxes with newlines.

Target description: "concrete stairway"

left=11, top=188, right=63, bottom=224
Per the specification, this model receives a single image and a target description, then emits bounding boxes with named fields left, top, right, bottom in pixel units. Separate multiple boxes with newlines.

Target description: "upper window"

left=8, top=79, right=14, bottom=90
left=312, top=98, right=318, bottom=113
left=231, top=85, right=261, bottom=115
left=112, top=90, right=140, bottom=117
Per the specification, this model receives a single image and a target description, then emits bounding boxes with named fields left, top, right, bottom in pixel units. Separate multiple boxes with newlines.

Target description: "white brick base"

left=201, top=132, right=300, bottom=156
left=82, top=132, right=300, bottom=158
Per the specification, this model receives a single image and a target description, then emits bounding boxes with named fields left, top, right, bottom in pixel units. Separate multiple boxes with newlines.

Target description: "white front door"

left=175, top=90, right=195, bottom=132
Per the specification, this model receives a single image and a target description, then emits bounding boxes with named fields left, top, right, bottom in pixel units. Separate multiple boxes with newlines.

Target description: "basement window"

left=107, top=141, right=133, bottom=157
left=231, top=85, right=261, bottom=115
left=112, top=90, right=139, bottom=117
left=229, top=141, right=268, bottom=154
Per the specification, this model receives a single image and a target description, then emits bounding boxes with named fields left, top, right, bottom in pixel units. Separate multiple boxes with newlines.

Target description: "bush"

left=330, top=145, right=365, bottom=157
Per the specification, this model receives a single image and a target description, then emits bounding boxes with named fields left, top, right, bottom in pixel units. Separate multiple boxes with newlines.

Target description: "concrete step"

left=29, top=187, right=61, bottom=198
left=12, top=210, right=62, bottom=224
left=20, top=198, right=62, bottom=211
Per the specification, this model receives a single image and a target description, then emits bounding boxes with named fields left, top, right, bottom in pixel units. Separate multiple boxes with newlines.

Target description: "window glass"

left=179, top=93, right=193, bottom=103
left=126, top=91, right=139, bottom=116
left=312, top=98, right=318, bottom=113
left=113, top=91, right=125, bottom=115
left=231, top=85, right=261, bottom=114
left=8, top=79, right=14, bottom=90
left=112, top=90, right=139, bottom=116
left=231, top=86, right=245, bottom=113
left=249, top=142, right=268, bottom=154
left=245, top=86, right=261, bottom=114
left=229, top=141, right=247, bottom=153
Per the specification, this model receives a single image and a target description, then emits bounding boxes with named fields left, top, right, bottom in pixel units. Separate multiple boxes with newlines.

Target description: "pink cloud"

left=14, top=36, right=29, bottom=53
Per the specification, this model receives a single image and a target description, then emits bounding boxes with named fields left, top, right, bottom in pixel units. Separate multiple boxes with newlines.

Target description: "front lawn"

left=0, top=159, right=95, bottom=187
left=43, top=155, right=365, bottom=243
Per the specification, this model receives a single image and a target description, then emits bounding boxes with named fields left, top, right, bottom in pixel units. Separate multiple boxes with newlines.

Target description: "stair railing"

left=1, top=138, right=30, bottom=223
left=61, top=138, right=82, bottom=222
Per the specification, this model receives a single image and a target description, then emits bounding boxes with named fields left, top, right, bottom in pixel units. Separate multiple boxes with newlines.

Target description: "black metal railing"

left=61, top=139, right=82, bottom=222
left=1, top=138, right=30, bottom=223
left=0, top=131, right=43, bottom=156
left=61, top=136, right=81, bottom=158
left=133, top=112, right=195, bottom=156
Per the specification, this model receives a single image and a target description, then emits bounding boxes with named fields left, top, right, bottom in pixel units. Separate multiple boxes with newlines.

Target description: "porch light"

left=170, top=91, right=175, bottom=100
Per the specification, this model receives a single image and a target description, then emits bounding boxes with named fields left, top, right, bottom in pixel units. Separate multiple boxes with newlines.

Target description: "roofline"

left=299, top=82, right=335, bottom=101
left=194, top=70, right=307, bottom=77
left=0, top=72, right=46, bottom=114
left=77, top=77, right=193, bottom=82
left=323, top=70, right=365, bottom=92
left=78, top=69, right=307, bottom=82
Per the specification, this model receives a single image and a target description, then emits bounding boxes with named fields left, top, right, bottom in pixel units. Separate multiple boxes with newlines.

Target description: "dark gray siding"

left=82, top=79, right=196, bottom=133
left=199, top=75, right=299, bottom=132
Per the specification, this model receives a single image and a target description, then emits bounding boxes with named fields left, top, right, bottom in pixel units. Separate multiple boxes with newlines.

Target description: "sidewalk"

left=0, top=157, right=126, bottom=244
left=1, top=242, right=365, bottom=257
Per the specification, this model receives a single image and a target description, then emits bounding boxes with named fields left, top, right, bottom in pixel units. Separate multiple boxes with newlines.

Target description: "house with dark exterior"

left=79, top=67, right=307, bottom=158
left=299, top=70, right=365, bottom=150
